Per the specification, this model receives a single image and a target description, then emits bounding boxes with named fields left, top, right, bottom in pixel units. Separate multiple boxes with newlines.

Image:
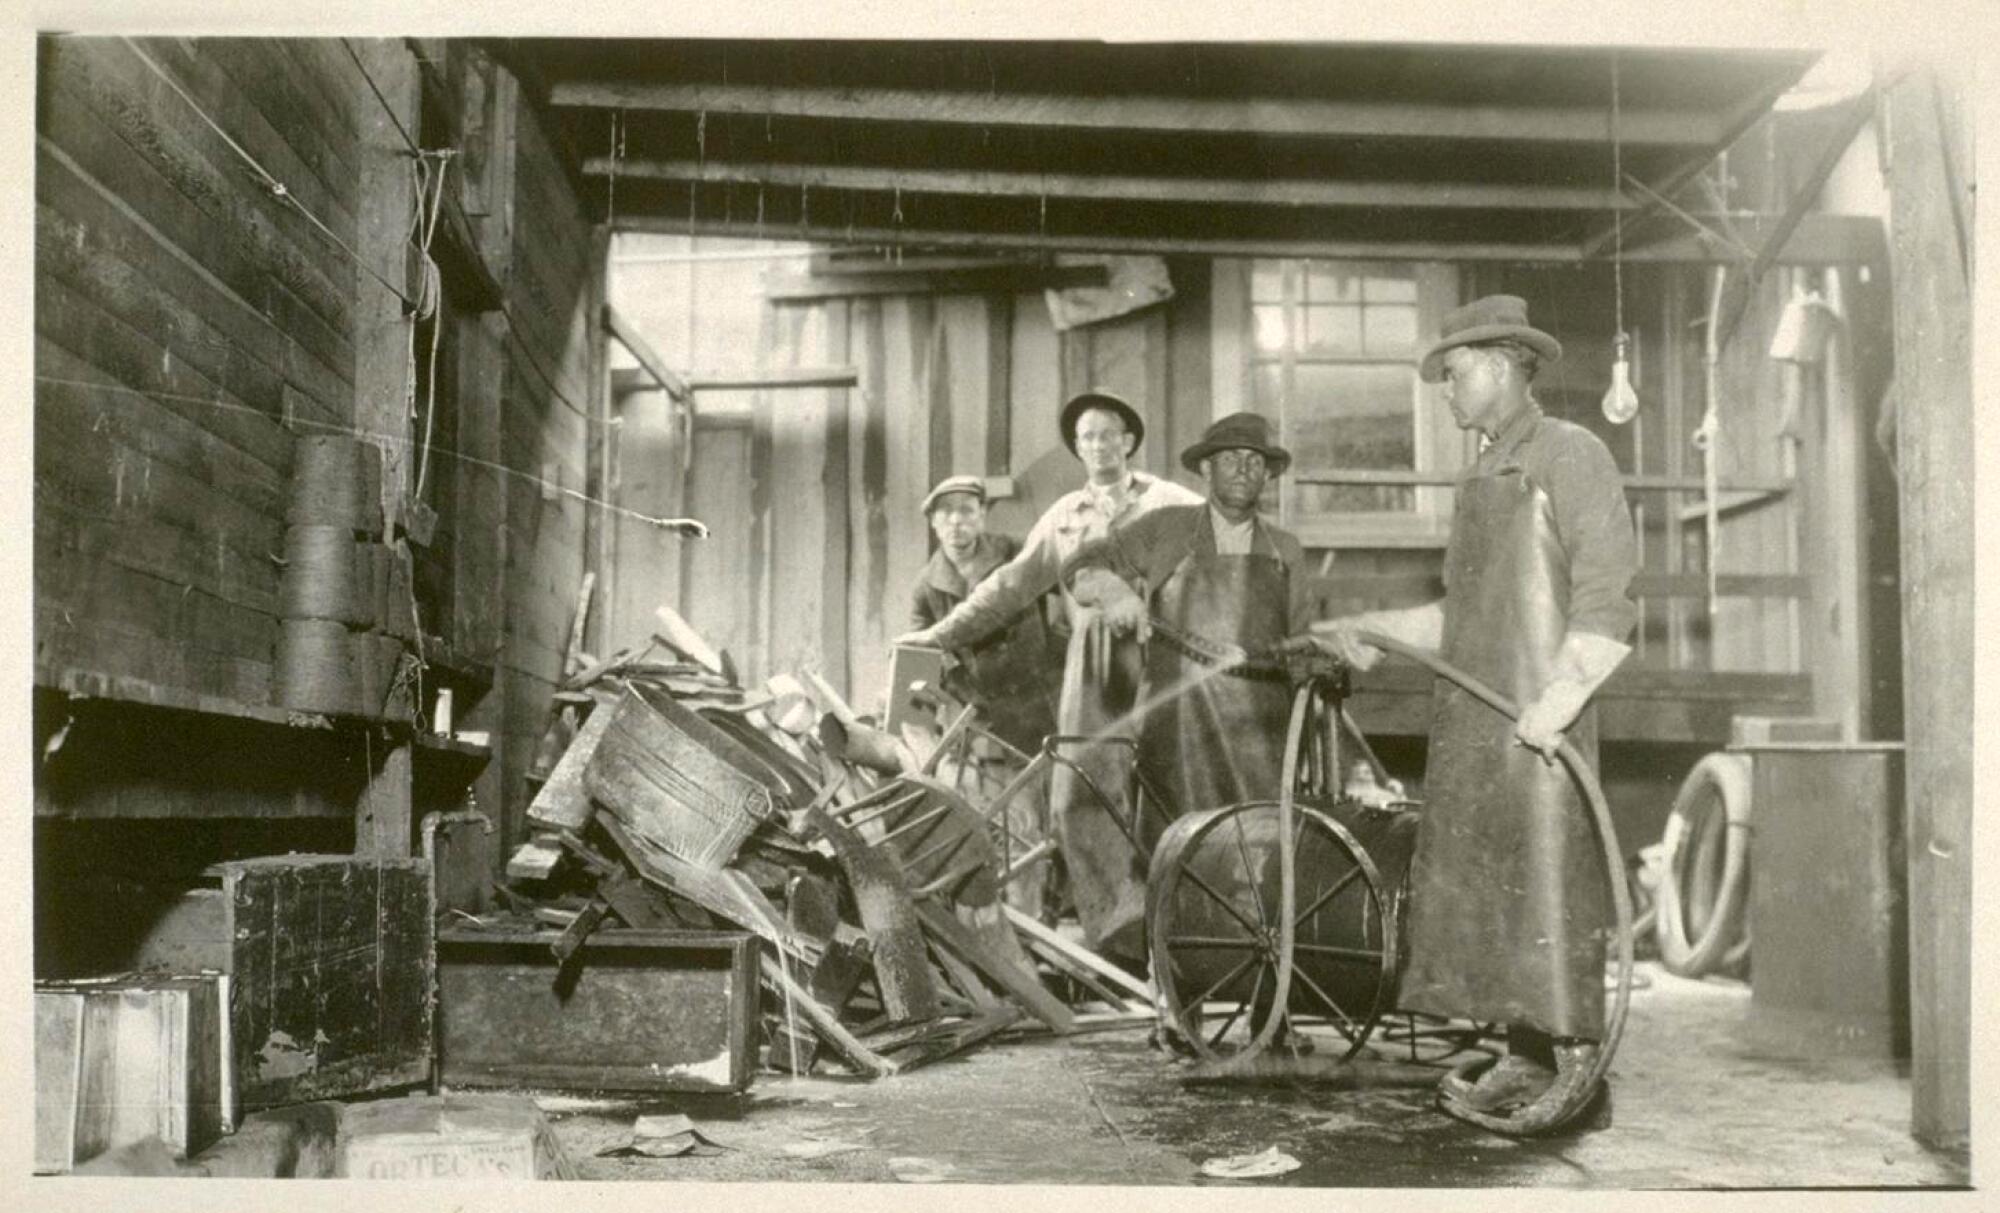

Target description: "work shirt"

left=909, top=531, right=1059, bottom=753
left=1464, top=400, right=1639, bottom=643
left=1208, top=506, right=1256, bottom=556
left=924, top=469, right=1204, bottom=650
left=909, top=533, right=1017, bottom=631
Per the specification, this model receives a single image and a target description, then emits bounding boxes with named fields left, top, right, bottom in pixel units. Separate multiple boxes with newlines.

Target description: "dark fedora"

left=1058, top=389, right=1145, bottom=455
left=1418, top=294, right=1563, bottom=383
left=1180, top=411, right=1291, bottom=475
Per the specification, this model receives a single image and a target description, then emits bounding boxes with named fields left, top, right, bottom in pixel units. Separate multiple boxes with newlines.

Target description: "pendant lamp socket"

left=1601, top=336, right=1639, bottom=425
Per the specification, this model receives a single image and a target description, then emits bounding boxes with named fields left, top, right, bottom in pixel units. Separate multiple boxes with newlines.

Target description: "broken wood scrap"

left=505, top=834, right=566, bottom=882
left=1004, top=905, right=1154, bottom=1007
left=875, top=1007, right=1025, bottom=1073
left=653, top=603, right=726, bottom=678
left=551, top=900, right=610, bottom=966
left=913, top=901, right=1073, bottom=1035
left=759, top=954, right=898, bottom=1078
left=803, top=806, right=940, bottom=1024
left=597, top=816, right=820, bottom=964
left=525, top=692, right=619, bottom=834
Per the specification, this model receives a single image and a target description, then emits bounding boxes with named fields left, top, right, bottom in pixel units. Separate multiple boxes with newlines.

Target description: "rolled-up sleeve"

left=1542, top=428, right=1640, bottom=643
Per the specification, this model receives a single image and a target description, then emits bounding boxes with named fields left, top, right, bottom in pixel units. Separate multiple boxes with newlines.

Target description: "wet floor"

left=519, top=963, right=1969, bottom=1189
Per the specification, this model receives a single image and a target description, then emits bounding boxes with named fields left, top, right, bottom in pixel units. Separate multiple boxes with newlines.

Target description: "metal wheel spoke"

left=1227, top=812, right=1272, bottom=931
left=1188, top=952, right=1260, bottom=1012
left=1168, top=935, right=1259, bottom=951
left=1175, top=865, right=1262, bottom=936
left=1291, top=964, right=1364, bottom=1040
left=1207, top=964, right=1264, bottom=1048
left=1292, top=865, right=1364, bottom=927
left=1292, top=941, right=1389, bottom=965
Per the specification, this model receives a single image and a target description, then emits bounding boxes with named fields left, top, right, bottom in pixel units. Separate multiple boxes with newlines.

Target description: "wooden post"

left=584, top=224, right=615, bottom=663
left=1884, top=62, right=1972, bottom=1149
left=348, top=40, right=420, bottom=858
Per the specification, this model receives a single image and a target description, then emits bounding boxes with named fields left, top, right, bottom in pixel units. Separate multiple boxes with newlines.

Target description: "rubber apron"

left=1135, top=538, right=1294, bottom=824
left=1398, top=464, right=1611, bottom=1038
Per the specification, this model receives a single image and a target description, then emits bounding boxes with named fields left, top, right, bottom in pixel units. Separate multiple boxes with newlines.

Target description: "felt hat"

left=1418, top=294, right=1563, bottom=383
left=921, top=474, right=988, bottom=515
left=1058, top=389, right=1145, bottom=455
left=1180, top=411, right=1292, bottom=476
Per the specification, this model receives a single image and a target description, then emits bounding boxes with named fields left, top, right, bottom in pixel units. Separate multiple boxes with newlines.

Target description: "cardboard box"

left=336, top=1093, right=576, bottom=1180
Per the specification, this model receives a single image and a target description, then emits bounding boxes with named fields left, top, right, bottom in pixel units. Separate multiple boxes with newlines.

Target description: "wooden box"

left=1738, top=742, right=1909, bottom=1057
left=437, top=928, right=759, bottom=1093
left=128, top=855, right=434, bottom=1111
left=36, top=974, right=228, bottom=1172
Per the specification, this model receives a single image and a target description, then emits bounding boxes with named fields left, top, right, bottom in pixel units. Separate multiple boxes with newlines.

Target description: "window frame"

left=1212, top=258, right=1464, bottom=548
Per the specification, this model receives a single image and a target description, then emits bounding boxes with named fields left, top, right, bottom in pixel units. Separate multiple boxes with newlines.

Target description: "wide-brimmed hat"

left=1418, top=294, right=1562, bottom=383
left=921, top=474, right=988, bottom=515
left=1180, top=412, right=1291, bottom=475
left=1059, top=389, right=1145, bottom=455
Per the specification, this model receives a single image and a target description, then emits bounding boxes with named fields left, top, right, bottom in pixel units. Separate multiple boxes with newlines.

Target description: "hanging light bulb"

left=1602, top=332, right=1640, bottom=424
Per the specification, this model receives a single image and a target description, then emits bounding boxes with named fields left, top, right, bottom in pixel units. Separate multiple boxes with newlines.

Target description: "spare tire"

left=1654, top=751, right=1752, bottom=978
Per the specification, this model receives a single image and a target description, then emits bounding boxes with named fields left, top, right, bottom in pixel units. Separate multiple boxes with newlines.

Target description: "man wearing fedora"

left=897, top=390, right=1201, bottom=963
left=1313, top=295, right=1638, bottom=1124
left=908, top=473, right=1061, bottom=919
left=1062, top=411, right=1314, bottom=830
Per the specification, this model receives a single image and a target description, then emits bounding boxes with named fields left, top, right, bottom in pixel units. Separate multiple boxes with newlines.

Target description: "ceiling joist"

left=551, top=79, right=1726, bottom=147
left=581, top=156, right=1635, bottom=213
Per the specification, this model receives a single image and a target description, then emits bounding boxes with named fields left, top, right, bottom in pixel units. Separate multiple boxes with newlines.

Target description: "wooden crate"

left=437, top=928, right=759, bottom=1093
left=336, top=1093, right=577, bottom=1180
left=128, top=855, right=434, bottom=1111
left=36, top=974, right=228, bottom=1172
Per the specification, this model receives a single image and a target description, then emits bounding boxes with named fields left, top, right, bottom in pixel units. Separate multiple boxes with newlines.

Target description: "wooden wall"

left=34, top=37, right=603, bottom=858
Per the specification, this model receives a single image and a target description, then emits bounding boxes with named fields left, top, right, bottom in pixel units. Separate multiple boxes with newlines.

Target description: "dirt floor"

left=516, top=962, right=1968, bottom=1189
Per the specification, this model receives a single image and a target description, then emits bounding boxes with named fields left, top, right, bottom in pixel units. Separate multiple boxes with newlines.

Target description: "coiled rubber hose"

left=1353, top=629, right=1634, bottom=1137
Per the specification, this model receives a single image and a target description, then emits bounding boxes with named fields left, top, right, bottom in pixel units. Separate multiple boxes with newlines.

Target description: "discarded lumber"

left=1004, top=906, right=1154, bottom=1006
left=914, top=901, right=1073, bottom=1034
left=525, top=696, right=618, bottom=834
left=760, top=954, right=898, bottom=1078
left=505, top=835, right=565, bottom=882
left=653, top=603, right=725, bottom=677
left=805, top=806, right=940, bottom=1024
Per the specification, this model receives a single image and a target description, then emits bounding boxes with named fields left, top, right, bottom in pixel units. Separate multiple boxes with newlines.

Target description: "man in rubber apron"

left=1315, top=295, right=1638, bottom=1119
left=1061, top=412, right=1314, bottom=926
left=898, top=391, right=1202, bottom=966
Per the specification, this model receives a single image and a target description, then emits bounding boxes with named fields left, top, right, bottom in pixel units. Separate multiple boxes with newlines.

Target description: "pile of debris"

left=484, top=605, right=1153, bottom=1081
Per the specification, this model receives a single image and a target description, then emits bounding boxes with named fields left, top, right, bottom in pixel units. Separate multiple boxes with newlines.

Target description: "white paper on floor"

left=783, top=1139, right=869, bottom=1159
left=1200, top=1147, right=1302, bottom=1179
left=888, top=1155, right=957, bottom=1183
left=596, top=1113, right=733, bottom=1158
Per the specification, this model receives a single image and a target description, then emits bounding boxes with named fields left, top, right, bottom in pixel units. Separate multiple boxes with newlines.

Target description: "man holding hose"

left=1313, top=295, right=1638, bottom=1121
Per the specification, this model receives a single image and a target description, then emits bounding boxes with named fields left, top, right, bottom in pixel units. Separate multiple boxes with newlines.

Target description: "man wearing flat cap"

left=1313, top=295, right=1638, bottom=1122
left=908, top=474, right=1061, bottom=919
left=898, top=390, right=1201, bottom=960
left=1060, top=411, right=1314, bottom=947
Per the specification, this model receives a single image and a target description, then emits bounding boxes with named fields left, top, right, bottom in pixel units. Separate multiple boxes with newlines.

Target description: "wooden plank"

left=42, top=42, right=356, bottom=354
left=760, top=955, right=899, bottom=1078
left=912, top=900, right=1073, bottom=1034
left=1885, top=65, right=1972, bottom=1149
left=523, top=698, right=615, bottom=832
left=847, top=298, right=892, bottom=711
left=942, top=295, right=989, bottom=479
left=1003, top=905, right=1153, bottom=1006
left=603, top=302, right=689, bottom=398
left=685, top=365, right=860, bottom=391
left=879, top=296, right=931, bottom=714
left=822, top=299, right=854, bottom=698
left=805, top=806, right=940, bottom=1024
left=553, top=79, right=1729, bottom=146
left=585, top=155, right=1637, bottom=214
left=356, top=742, right=414, bottom=858
left=764, top=264, right=1104, bottom=302
left=35, top=140, right=350, bottom=420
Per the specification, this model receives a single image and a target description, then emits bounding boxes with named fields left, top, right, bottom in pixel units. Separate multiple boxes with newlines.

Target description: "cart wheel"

left=1147, top=799, right=1397, bottom=1062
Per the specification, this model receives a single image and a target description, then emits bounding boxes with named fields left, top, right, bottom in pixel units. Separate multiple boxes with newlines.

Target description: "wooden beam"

left=686, top=366, right=860, bottom=392
left=582, top=155, right=1634, bottom=213
left=613, top=211, right=1878, bottom=267
left=601, top=303, right=687, bottom=399
left=1622, top=213, right=1887, bottom=267
left=1884, top=64, right=1971, bottom=1151
left=1290, top=468, right=1794, bottom=494
left=764, top=264, right=1105, bottom=302
left=552, top=80, right=1726, bottom=146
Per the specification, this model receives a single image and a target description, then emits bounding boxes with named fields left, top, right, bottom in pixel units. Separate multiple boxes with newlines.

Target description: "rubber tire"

left=1654, top=751, right=1752, bottom=977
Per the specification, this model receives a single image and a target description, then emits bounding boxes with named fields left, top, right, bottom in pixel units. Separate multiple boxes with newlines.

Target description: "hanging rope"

left=408, top=149, right=453, bottom=502
left=1610, top=50, right=1625, bottom=352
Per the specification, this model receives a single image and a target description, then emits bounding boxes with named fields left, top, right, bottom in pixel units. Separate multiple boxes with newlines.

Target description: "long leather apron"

left=1137, top=546, right=1294, bottom=822
left=1398, top=467, right=1611, bottom=1039
left=1049, top=619, right=1150, bottom=962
